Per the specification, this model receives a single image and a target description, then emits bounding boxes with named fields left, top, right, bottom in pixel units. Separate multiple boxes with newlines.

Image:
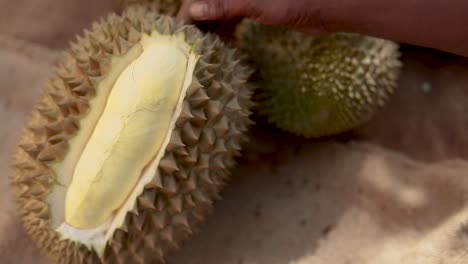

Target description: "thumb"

left=188, top=0, right=254, bottom=21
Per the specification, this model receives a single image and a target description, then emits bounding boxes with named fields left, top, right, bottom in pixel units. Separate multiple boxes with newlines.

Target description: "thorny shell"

left=236, top=19, right=402, bottom=138
left=11, top=6, right=254, bottom=263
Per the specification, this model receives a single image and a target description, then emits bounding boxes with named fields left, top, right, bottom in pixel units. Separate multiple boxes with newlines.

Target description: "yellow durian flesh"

left=47, top=42, right=144, bottom=233
left=65, top=34, right=192, bottom=229
left=53, top=31, right=200, bottom=255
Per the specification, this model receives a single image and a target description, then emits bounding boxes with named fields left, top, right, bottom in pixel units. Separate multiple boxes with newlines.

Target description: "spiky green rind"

left=11, top=5, right=254, bottom=263
left=118, top=0, right=182, bottom=16
left=236, top=19, right=402, bottom=138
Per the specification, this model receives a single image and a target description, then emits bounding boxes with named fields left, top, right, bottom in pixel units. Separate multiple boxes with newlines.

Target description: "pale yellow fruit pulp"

left=50, top=31, right=199, bottom=256
left=65, top=37, right=189, bottom=229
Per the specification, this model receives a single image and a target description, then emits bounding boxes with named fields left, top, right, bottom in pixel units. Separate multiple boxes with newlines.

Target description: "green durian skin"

left=236, top=20, right=402, bottom=138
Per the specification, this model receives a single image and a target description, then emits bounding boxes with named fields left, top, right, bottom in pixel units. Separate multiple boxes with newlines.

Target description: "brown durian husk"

left=11, top=5, right=254, bottom=263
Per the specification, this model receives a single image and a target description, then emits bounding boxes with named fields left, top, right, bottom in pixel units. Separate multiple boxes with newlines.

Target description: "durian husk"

left=117, top=0, right=182, bottom=16
left=11, top=5, right=254, bottom=263
left=236, top=19, right=402, bottom=138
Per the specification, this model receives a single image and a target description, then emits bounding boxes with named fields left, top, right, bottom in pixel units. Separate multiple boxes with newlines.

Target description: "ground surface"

left=2, top=1, right=468, bottom=263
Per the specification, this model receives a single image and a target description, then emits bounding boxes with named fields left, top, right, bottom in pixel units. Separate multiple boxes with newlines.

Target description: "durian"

left=236, top=19, right=402, bottom=138
left=118, top=0, right=182, bottom=16
left=11, top=6, right=253, bottom=263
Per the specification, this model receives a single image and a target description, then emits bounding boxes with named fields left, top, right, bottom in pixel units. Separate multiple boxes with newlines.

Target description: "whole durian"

left=236, top=19, right=402, bottom=138
left=118, top=0, right=182, bottom=16
left=11, top=6, right=253, bottom=263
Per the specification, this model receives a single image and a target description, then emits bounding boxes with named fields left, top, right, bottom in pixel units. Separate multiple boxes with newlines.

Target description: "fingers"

left=176, top=0, right=194, bottom=23
left=176, top=0, right=332, bottom=37
left=188, top=0, right=255, bottom=21
left=176, top=0, right=243, bottom=42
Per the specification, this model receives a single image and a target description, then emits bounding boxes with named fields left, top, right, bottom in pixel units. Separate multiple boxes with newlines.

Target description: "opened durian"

left=236, top=19, right=402, bottom=138
left=118, top=0, right=182, bottom=16
left=11, top=5, right=253, bottom=263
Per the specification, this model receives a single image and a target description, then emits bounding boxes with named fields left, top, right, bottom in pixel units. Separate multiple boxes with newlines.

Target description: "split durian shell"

left=236, top=19, right=402, bottom=138
left=11, top=5, right=253, bottom=263
left=118, top=0, right=182, bottom=16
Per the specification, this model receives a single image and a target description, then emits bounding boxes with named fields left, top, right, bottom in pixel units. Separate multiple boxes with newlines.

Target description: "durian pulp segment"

left=51, top=31, right=199, bottom=255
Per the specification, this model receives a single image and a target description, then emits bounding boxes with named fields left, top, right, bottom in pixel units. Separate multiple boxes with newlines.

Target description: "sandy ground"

left=2, top=1, right=468, bottom=263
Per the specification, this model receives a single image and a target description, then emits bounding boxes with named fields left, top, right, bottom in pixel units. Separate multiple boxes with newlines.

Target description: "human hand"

left=177, top=0, right=468, bottom=57
left=177, top=0, right=330, bottom=36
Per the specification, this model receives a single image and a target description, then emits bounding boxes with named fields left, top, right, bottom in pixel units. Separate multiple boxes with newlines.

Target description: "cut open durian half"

left=12, top=6, right=253, bottom=263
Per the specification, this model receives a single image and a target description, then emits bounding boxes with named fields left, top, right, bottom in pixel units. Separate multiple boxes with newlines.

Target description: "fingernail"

left=190, top=2, right=209, bottom=19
